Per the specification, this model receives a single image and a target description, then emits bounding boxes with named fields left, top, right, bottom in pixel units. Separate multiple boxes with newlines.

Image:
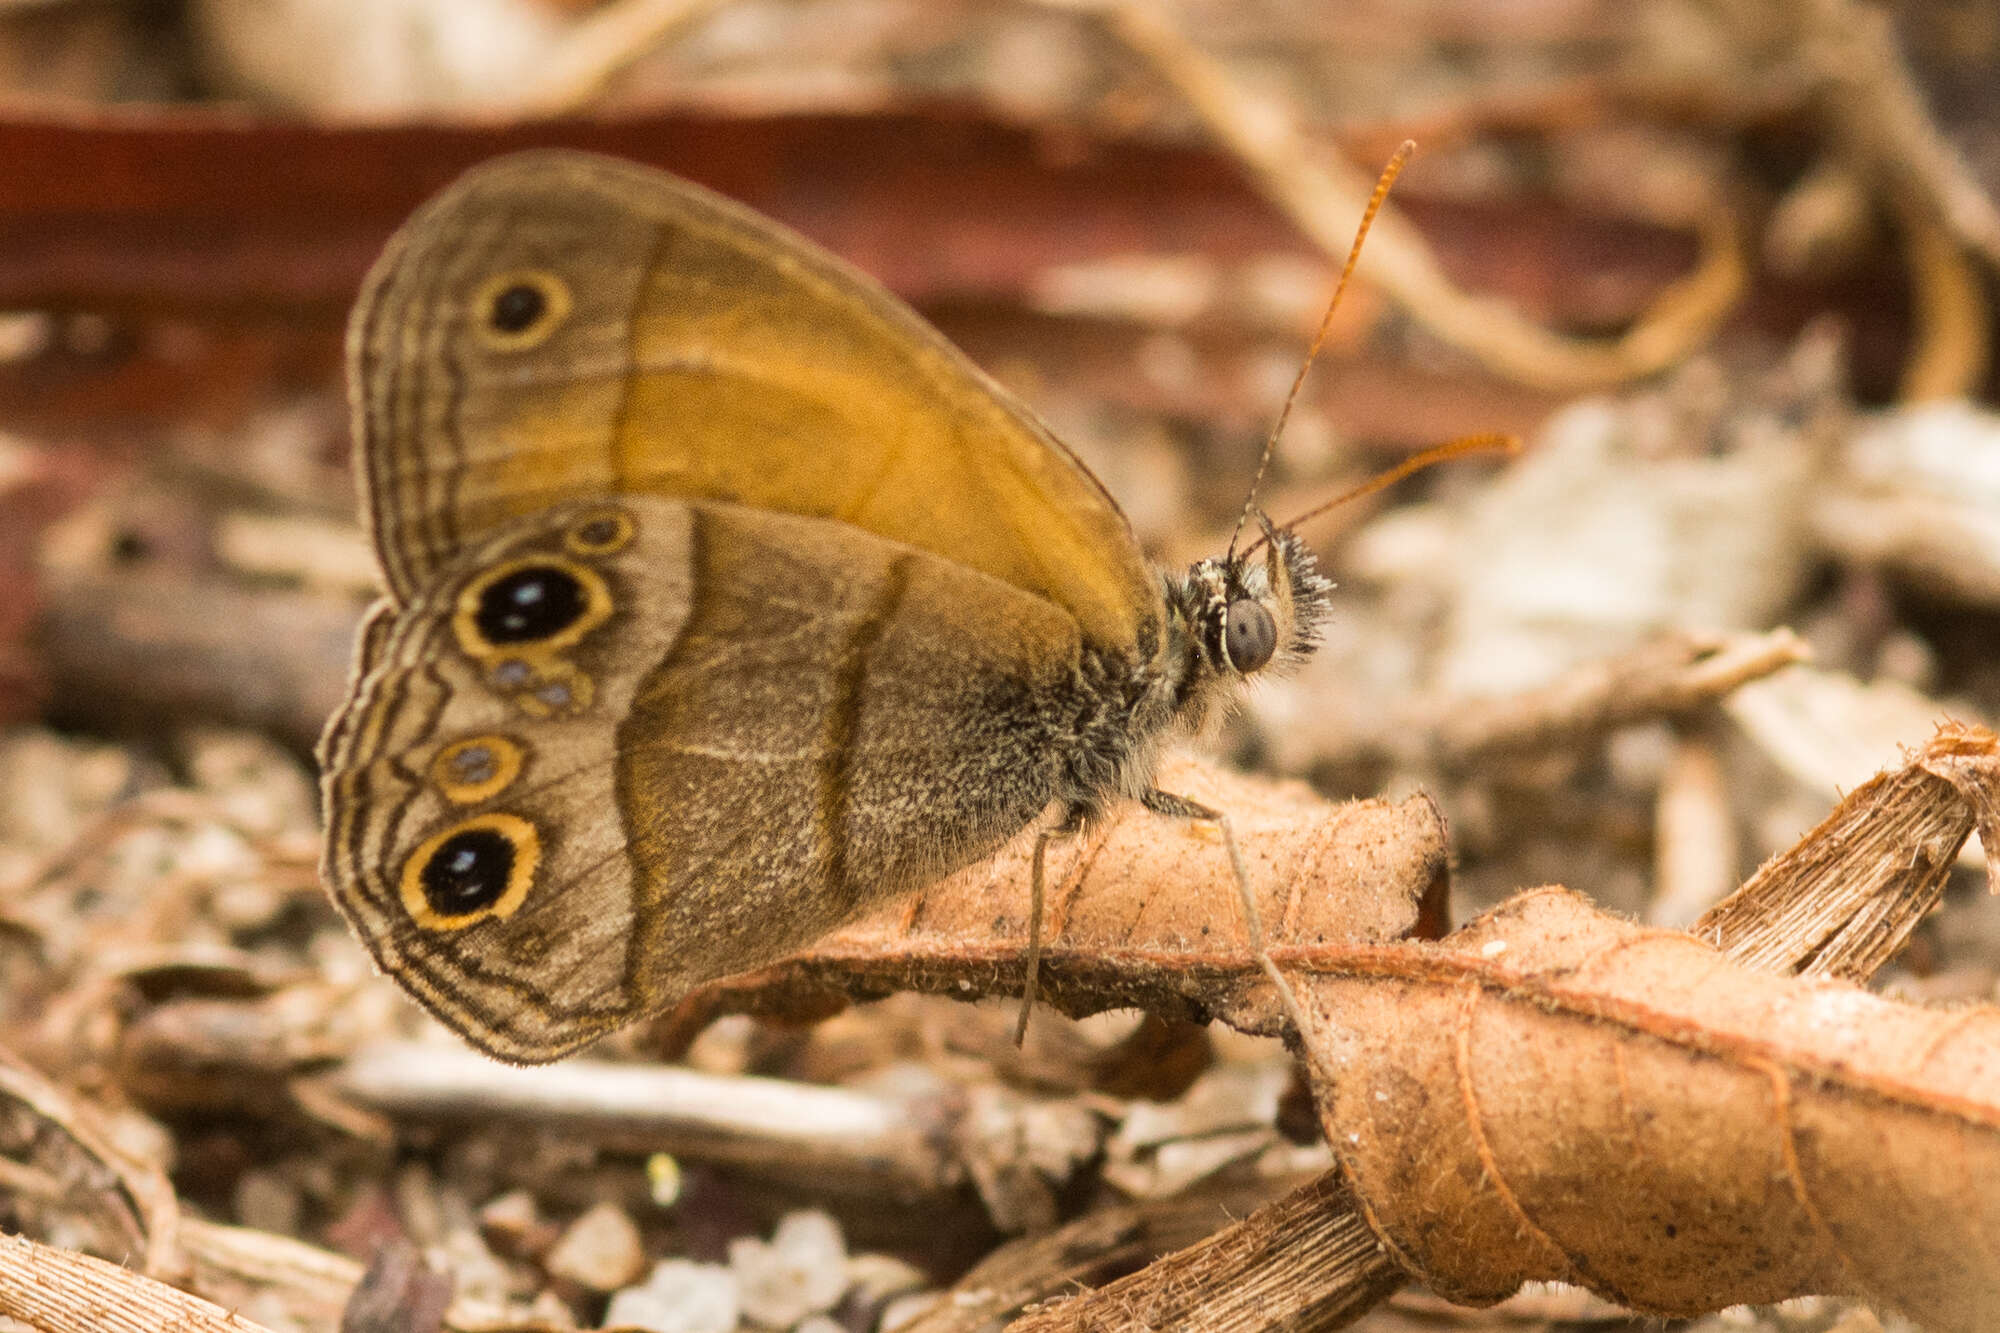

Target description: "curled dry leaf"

left=1020, top=718, right=2000, bottom=1332
left=657, top=754, right=1449, bottom=1051
left=1296, top=887, right=2000, bottom=1332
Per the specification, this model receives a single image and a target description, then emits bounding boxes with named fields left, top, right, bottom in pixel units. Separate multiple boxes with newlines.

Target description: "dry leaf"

left=1297, top=887, right=2000, bottom=1332
left=656, top=754, right=1448, bottom=1050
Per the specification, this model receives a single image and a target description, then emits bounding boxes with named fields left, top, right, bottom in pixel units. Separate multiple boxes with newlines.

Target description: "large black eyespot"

left=475, top=565, right=586, bottom=644
left=400, top=813, right=540, bottom=927
left=489, top=283, right=546, bottom=333
left=418, top=826, right=516, bottom=917
left=1224, top=599, right=1278, bottom=673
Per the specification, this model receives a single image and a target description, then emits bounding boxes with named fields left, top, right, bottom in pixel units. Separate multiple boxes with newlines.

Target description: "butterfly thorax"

left=1051, top=524, right=1333, bottom=823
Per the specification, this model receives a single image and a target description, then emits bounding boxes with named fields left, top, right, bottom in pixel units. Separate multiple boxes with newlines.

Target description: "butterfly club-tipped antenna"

left=1224, top=139, right=1415, bottom=565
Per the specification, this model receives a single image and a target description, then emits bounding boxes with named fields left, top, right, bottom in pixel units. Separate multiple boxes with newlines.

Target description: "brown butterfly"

left=319, top=145, right=1490, bottom=1061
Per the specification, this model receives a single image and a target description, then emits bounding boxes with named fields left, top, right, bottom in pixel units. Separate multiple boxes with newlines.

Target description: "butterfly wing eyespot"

left=564, top=507, right=636, bottom=558
left=518, top=666, right=591, bottom=716
left=454, top=556, right=612, bottom=657
left=430, top=735, right=526, bottom=804
left=400, top=812, right=541, bottom=929
left=471, top=563, right=591, bottom=645
left=1224, top=599, right=1278, bottom=673
left=471, top=270, right=572, bottom=350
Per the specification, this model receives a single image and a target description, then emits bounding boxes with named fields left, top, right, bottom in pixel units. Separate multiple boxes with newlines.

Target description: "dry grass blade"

left=0, top=1231, right=282, bottom=1333
left=901, top=1178, right=1303, bottom=1333
left=1005, top=1171, right=1398, bottom=1333
left=517, top=0, right=738, bottom=116
left=1796, top=0, right=2000, bottom=275
left=1895, top=190, right=1990, bottom=400
left=1697, top=721, right=1996, bottom=980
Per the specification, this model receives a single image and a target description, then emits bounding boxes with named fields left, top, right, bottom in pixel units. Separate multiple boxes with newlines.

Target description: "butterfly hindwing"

left=321, top=496, right=1089, bottom=1061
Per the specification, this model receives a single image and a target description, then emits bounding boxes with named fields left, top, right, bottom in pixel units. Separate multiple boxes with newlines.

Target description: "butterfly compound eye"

left=1224, top=599, right=1278, bottom=673
left=476, top=565, right=587, bottom=644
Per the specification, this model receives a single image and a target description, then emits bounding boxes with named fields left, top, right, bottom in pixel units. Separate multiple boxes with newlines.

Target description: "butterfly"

left=318, top=144, right=1487, bottom=1061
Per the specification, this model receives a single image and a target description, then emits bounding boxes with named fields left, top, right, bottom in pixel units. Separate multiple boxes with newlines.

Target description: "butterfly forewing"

left=348, top=149, right=1157, bottom=654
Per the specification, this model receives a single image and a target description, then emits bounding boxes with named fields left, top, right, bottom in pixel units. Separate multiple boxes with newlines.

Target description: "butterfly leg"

left=1140, top=789, right=1311, bottom=1044
left=1015, top=806, right=1086, bottom=1046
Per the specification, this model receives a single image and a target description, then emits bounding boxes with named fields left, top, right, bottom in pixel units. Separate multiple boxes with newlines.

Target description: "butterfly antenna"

left=1243, top=431, right=1522, bottom=556
left=1226, top=139, right=1416, bottom=562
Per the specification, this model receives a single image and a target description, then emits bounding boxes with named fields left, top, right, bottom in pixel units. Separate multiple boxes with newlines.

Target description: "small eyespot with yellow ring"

left=564, top=507, right=636, bottom=558
left=471, top=270, right=572, bottom=351
left=514, top=665, right=594, bottom=718
left=430, top=735, right=525, bottom=805
left=400, top=813, right=540, bottom=930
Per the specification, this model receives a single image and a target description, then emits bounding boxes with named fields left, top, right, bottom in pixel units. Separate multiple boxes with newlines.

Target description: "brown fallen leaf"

left=1023, top=722, right=2000, bottom=1331
left=653, top=753, right=1450, bottom=1052
left=1297, top=886, right=2000, bottom=1332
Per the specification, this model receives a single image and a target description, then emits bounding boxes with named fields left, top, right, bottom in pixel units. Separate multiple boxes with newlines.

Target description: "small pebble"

left=842, top=1252, right=928, bottom=1309
left=877, top=1292, right=943, bottom=1331
left=479, top=1188, right=540, bottom=1236
left=729, top=1210, right=848, bottom=1327
left=526, top=1289, right=576, bottom=1328
left=604, top=1258, right=739, bottom=1333
left=546, top=1201, right=646, bottom=1292
left=478, top=1188, right=554, bottom=1260
left=232, top=1169, right=301, bottom=1236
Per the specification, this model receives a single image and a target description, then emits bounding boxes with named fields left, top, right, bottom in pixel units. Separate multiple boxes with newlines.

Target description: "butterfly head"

left=1168, top=514, right=1333, bottom=691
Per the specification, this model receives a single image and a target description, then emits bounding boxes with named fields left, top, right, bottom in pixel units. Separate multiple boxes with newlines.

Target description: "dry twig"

left=1295, top=887, right=2000, bottom=1330
left=1427, top=628, right=1809, bottom=768
left=334, top=1042, right=963, bottom=1200
left=1072, top=0, right=1747, bottom=392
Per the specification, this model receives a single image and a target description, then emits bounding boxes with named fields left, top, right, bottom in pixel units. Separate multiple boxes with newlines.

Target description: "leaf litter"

left=6, top=3, right=2000, bottom=1332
